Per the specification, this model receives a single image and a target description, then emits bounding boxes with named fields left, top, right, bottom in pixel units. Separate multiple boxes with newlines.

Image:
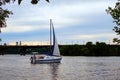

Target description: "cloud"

left=1, top=0, right=117, bottom=44
left=72, top=33, right=117, bottom=40
left=2, top=25, right=47, bottom=33
left=3, top=0, right=115, bottom=33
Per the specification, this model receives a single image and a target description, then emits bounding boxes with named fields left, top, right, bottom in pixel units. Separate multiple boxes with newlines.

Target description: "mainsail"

left=50, top=19, right=60, bottom=56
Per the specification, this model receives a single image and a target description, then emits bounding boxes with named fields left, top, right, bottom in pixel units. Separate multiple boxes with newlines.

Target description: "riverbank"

left=0, top=44, right=120, bottom=56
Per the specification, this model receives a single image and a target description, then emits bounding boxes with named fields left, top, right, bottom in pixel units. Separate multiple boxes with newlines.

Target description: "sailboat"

left=30, top=19, right=62, bottom=64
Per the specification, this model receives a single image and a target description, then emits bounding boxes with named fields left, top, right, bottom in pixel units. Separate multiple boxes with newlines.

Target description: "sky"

left=0, top=0, right=118, bottom=45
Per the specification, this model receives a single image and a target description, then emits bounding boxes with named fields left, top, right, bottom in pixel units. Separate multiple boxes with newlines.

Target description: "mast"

left=50, top=19, right=52, bottom=53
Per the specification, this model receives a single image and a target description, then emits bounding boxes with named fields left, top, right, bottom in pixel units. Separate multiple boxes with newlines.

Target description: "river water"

left=0, top=55, right=120, bottom=80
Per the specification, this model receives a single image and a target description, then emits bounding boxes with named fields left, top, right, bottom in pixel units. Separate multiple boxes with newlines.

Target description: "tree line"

left=60, top=43, right=120, bottom=56
left=0, top=42, right=120, bottom=56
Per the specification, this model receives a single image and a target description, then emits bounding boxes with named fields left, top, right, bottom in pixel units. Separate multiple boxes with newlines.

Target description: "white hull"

left=31, top=56, right=62, bottom=64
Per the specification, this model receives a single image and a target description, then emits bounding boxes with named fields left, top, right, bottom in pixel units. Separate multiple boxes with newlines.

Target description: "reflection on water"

left=0, top=55, right=120, bottom=80
left=49, top=63, right=60, bottom=80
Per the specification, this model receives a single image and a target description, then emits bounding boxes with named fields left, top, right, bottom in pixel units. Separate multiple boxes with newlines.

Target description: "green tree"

left=95, top=42, right=108, bottom=56
left=0, top=7, right=13, bottom=28
left=86, top=41, right=93, bottom=46
left=106, top=0, right=120, bottom=44
left=81, top=47, right=89, bottom=56
left=0, top=0, right=49, bottom=5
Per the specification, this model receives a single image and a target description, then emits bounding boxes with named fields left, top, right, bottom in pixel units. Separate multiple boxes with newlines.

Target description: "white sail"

left=51, top=20, right=60, bottom=56
left=53, top=31, right=60, bottom=56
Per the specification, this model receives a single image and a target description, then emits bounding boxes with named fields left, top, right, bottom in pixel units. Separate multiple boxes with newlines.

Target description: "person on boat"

left=30, top=56, right=33, bottom=63
left=30, top=54, right=36, bottom=64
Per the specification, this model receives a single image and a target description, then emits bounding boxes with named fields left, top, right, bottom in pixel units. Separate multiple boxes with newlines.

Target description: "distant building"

left=4, top=43, right=7, bottom=46
left=20, top=41, right=22, bottom=46
left=16, top=42, right=18, bottom=46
